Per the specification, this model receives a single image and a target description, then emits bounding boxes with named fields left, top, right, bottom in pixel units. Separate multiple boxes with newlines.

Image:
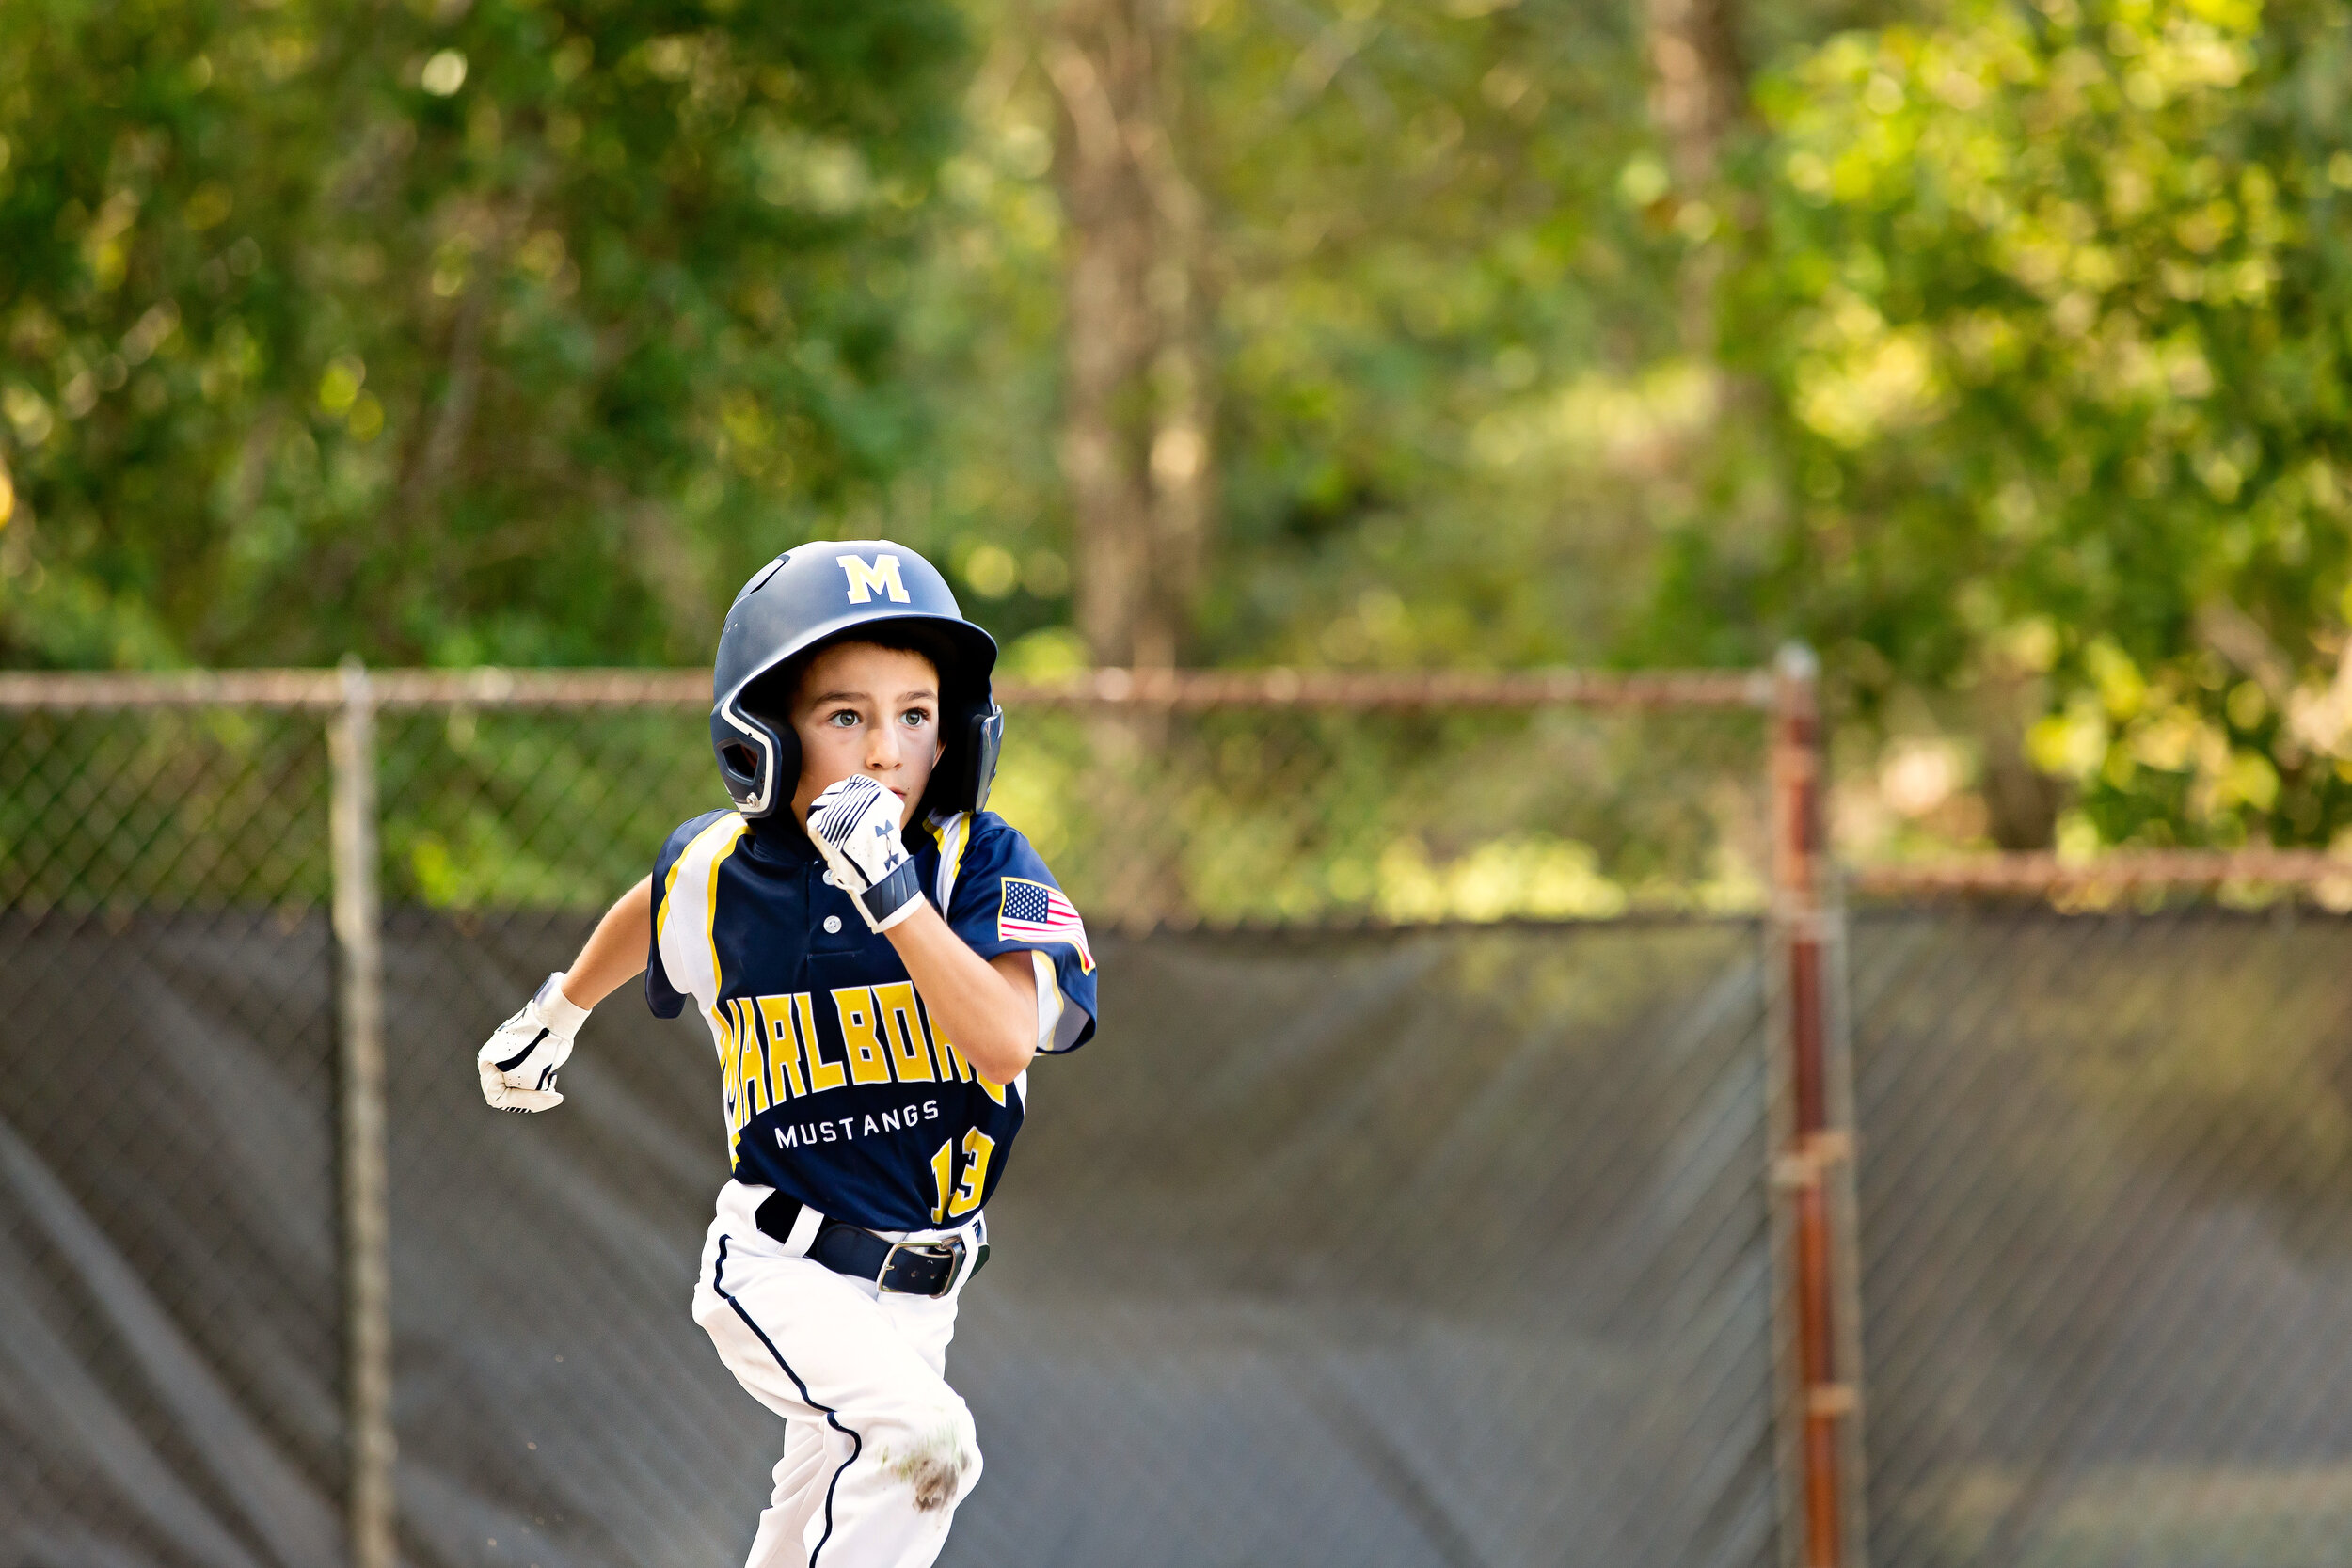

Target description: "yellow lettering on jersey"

left=947, top=1128, right=995, bottom=1217
left=734, top=998, right=769, bottom=1123
left=834, top=987, right=893, bottom=1085
left=873, top=982, right=933, bottom=1083
left=929, top=1139, right=955, bottom=1224
left=835, top=553, right=910, bottom=605
left=801, top=990, right=847, bottom=1094
left=758, top=993, right=809, bottom=1100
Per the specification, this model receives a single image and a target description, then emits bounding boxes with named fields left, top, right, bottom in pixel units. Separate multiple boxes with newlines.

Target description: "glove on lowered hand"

left=476, top=973, right=589, bottom=1112
left=808, top=774, right=925, bottom=933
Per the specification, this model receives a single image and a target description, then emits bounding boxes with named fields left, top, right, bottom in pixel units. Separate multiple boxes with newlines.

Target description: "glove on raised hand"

left=808, top=774, right=925, bottom=933
left=476, top=973, right=589, bottom=1112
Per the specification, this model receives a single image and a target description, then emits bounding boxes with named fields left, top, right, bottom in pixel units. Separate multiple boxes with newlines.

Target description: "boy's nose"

left=864, top=723, right=901, bottom=771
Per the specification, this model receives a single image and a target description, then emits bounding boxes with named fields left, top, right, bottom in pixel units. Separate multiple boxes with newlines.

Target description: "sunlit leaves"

left=1730, top=0, right=2352, bottom=848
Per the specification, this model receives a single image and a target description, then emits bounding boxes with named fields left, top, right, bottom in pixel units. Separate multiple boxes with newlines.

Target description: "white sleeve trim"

left=1029, top=949, right=1062, bottom=1053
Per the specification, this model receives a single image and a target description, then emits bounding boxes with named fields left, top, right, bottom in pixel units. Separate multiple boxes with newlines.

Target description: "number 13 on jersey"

left=929, top=1129, right=996, bottom=1223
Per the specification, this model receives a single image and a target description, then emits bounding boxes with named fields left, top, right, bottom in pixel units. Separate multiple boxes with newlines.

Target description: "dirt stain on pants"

left=882, top=1423, right=974, bottom=1512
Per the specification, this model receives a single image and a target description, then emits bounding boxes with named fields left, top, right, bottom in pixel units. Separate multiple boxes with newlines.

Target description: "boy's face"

left=786, top=641, right=944, bottom=830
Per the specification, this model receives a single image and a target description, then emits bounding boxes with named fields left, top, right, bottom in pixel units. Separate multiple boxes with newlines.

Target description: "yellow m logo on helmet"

left=835, top=553, right=911, bottom=605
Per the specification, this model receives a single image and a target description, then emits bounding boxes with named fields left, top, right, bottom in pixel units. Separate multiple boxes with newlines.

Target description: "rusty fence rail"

left=0, top=664, right=1773, bottom=712
left=1854, top=848, right=2352, bottom=896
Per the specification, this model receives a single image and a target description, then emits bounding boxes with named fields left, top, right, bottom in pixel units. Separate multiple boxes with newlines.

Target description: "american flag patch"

left=998, top=877, right=1094, bottom=974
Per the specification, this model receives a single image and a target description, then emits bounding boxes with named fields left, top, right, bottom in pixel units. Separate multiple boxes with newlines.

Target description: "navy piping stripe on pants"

left=712, top=1236, right=865, bottom=1567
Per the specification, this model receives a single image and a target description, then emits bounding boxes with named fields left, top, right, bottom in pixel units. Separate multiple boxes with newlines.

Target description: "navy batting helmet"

left=710, top=541, right=1003, bottom=821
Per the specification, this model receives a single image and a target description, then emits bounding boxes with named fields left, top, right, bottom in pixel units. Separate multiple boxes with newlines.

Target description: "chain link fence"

left=1846, top=899, right=2352, bottom=1568
left=0, top=704, right=344, bottom=1567
left=20, top=668, right=2352, bottom=1568
left=0, top=664, right=1851, bottom=1568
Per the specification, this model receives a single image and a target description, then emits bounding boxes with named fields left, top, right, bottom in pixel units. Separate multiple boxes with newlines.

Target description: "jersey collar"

left=742, top=809, right=930, bottom=868
left=743, top=813, right=821, bottom=863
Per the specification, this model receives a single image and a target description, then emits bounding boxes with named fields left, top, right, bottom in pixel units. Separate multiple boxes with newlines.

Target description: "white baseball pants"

left=691, top=1184, right=985, bottom=1568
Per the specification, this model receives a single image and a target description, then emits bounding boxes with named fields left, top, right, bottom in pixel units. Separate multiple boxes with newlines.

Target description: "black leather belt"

left=755, top=1192, right=979, bottom=1299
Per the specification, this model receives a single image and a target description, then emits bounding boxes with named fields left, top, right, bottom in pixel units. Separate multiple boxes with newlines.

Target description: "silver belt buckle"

left=879, top=1237, right=965, bottom=1298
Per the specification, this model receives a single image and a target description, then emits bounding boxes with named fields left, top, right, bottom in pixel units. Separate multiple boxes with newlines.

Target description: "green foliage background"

left=10, top=0, right=2352, bottom=859
left=0, top=0, right=963, bottom=669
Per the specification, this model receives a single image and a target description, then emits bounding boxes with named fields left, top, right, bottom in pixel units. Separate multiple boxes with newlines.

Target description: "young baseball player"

left=473, top=541, right=1096, bottom=1568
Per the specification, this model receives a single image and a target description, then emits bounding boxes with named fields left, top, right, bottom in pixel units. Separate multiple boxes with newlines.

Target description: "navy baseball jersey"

left=647, top=807, right=1097, bottom=1232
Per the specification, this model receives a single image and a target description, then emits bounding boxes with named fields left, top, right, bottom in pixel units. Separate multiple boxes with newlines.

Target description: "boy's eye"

left=825, top=710, right=858, bottom=728
left=900, top=708, right=930, bottom=728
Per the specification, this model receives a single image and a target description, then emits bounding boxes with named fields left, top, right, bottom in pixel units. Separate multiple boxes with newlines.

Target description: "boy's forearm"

left=559, top=876, right=654, bottom=1009
left=885, top=905, right=1038, bottom=1084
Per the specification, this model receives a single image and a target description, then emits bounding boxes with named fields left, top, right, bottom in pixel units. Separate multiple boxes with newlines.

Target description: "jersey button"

left=823, top=915, right=843, bottom=934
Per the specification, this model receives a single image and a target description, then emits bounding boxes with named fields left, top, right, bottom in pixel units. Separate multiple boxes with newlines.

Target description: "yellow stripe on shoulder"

left=703, top=815, right=748, bottom=1000
left=655, top=812, right=747, bottom=1011
left=932, top=811, right=971, bottom=912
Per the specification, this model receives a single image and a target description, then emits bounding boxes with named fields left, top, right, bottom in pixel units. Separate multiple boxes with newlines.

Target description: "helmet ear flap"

left=965, top=704, right=1004, bottom=814
left=923, top=700, right=1004, bottom=817
left=710, top=702, right=796, bottom=819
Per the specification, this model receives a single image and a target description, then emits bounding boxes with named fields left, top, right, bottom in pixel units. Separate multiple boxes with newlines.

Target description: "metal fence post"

left=329, top=655, right=397, bottom=1568
left=1770, top=643, right=1864, bottom=1568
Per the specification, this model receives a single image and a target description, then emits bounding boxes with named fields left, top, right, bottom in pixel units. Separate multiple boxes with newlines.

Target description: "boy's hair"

left=741, top=623, right=958, bottom=723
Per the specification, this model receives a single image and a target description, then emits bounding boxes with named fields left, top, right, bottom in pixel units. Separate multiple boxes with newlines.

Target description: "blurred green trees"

left=0, top=0, right=963, bottom=668
left=10, top=0, right=2352, bottom=856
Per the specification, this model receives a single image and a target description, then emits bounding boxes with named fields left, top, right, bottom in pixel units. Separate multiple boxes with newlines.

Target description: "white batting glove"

left=476, top=974, right=589, bottom=1113
left=808, top=774, right=924, bottom=933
